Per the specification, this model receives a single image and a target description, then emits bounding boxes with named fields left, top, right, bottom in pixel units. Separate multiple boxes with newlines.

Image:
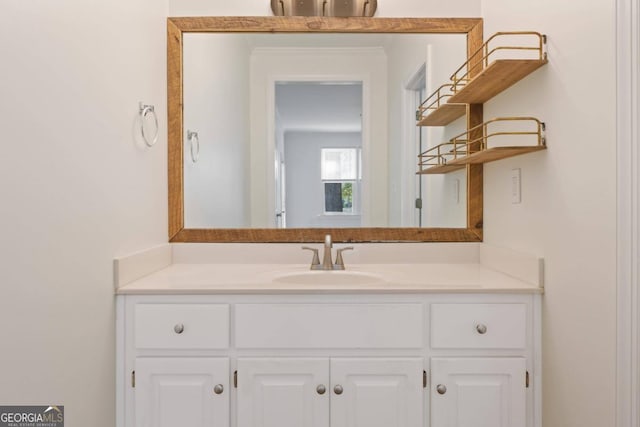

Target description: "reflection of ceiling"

left=252, top=35, right=379, bottom=135
left=276, top=83, right=363, bottom=133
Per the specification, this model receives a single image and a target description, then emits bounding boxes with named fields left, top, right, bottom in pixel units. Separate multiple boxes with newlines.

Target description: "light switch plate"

left=511, top=168, right=521, bottom=204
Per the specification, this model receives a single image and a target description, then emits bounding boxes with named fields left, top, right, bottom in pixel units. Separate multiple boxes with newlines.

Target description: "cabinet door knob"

left=316, top=385, right=326, bottom=395
left=333, top=385, right=344, bottom=395
left=436, top=384, right=447, bottom=395
left=174, top=323, right=185, bottom=334
left=476, top=323, right=488, bottom=334
left=214, top=384, right=224, bottom=395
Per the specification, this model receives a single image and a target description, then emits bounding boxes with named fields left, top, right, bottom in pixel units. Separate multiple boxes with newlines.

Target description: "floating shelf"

left=418, top=163, right=466, bottom=175
left=416, top=84, right=466, bottom=127
left=451, top=145, right=546, bottom=165
left=448, top=32, right=547, bottom=105
left=418, top=117, right=546, bottom=175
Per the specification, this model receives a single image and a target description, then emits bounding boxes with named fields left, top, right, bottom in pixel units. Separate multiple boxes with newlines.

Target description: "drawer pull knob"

left=316, top=385, right=326, bottom=395
left=436, top=384, right=447, bottom=395
left=334, top=385, right=344, bottom=395
left=174, top=323, right=185, bottom=334
left=214, top=384, right=224, bottom=395
left=476, top=323, right=488, bottom=334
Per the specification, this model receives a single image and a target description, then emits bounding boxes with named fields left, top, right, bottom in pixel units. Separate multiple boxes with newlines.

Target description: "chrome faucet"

left=302, top=234, right=353, bottom=271
left=322, top=234, right=333, bottom=270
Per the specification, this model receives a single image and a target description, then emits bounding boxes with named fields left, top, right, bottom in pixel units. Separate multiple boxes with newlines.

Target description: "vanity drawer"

left=431, top=303, right=526, bottom=349
left=134, top=304, right=229, bottom=350
left=235, top=303, right=424, bottom=349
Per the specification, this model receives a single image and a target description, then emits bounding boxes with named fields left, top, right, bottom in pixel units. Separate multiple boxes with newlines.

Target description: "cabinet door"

left=330, top=358, right=424, bottom=427
left=135, top=357, right=229, bottom=427
left=237, top=358, right=329, bottom=427
left=431, top=357, right=526, bottom=427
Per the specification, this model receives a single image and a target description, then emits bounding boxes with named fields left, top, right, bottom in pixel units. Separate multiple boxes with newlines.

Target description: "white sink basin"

left=273, top=270, right=386, bottom=285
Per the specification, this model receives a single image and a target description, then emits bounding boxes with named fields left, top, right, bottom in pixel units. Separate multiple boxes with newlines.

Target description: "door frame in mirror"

left=168, top=17, right=483, bottom=243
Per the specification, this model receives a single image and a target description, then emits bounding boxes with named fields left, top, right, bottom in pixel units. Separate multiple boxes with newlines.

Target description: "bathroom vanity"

left=128, top=14, right=550, bottom=427
left=115, top=243, right=543, bottom=427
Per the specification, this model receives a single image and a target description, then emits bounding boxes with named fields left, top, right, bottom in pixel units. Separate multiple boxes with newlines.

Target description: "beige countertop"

left=116, top=262, right=543, bottom=295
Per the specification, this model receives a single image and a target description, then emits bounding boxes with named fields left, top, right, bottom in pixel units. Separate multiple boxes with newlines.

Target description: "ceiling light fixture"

left=270, top=0, right=377, bottom=17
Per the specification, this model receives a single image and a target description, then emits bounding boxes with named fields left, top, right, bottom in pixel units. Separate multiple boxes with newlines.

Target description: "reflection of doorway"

left=405, top=64, right=427, bottom=227
left=275, top=82, right=363, bottom=228
left=274, top=149, right=286, bottom=228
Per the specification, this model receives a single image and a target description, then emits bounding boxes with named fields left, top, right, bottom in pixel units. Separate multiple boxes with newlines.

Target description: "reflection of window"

left=324, top=182, right=353, bottom=213
left=321, top=148, right=360, bottom=214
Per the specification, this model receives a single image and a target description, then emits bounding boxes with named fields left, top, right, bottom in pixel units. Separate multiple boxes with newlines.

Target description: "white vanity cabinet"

left=429, top=303, right=530, bottom=427
left=135, top=358, right=229, bottom=427
left=236, top=357, right=423, bottom=427
left=329, top=357, right=424, bottom=427
left=430, top=357, right=526, bottom=427
left=236, top=358, right=329, bottom=427
left=117, top=293, right=540, bottom=427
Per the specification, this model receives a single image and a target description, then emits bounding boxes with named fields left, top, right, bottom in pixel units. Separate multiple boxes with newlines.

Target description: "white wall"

left=422, top=38, right=468, bottom=228
left=0, top=1, right=167, bottom=426
left=385, top=34, right=468, bottom=227
left=169, top=0, right=481, bottom=17
left=480, top=1, right=617, bottom=426
left=250, top=48, right=388, bottom=227
left=386, top=35, right=430, bottom=226
left=183, top=34, right=250, bottom=228
left=285, top=131, right=362, bottom=228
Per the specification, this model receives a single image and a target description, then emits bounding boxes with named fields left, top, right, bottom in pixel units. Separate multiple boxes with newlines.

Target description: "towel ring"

left=187, top=130, right=200, bottom=163
left=139, top=102, right=159, bottom=147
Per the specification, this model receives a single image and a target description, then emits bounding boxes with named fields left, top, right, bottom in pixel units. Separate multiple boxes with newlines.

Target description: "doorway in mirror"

left=405, top=63, right=427, bottom=227
left=275, top=81, right=363, bottom=228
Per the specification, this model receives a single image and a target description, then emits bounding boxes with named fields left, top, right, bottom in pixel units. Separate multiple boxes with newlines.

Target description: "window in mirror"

left=321, top=148, right=358, bottom=180
left=324, top=182, right=353, bottom=213
left=321, top=148, right=361, bottom=214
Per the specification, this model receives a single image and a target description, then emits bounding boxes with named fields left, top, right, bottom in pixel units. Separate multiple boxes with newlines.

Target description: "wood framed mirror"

left=168, top=17, right=483, bottom=243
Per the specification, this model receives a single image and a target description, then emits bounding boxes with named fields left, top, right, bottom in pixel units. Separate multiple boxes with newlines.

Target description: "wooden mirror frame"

left=168, top=16, right=484, bottom=243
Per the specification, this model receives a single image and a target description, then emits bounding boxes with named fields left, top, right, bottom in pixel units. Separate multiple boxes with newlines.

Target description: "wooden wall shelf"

left=448, top=32, right=547, bottom=104
left=418, top=117, right=546, bottom=175
left=415, top=32, right=546, bottom=128
left=448, top=59, right=547, bottom=104
left=418, top=104, right=467, bottom=126
left=418, top=164, right=466, bottom=175
left=416, top=84, right=466, bottom=126
left=447, top=145, right=546, bottom=166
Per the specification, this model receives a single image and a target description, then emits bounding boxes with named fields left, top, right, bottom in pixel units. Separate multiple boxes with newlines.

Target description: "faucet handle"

left=334, top=247, right=354, bottom=270
left=301, top=247, right=320, bottom=270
